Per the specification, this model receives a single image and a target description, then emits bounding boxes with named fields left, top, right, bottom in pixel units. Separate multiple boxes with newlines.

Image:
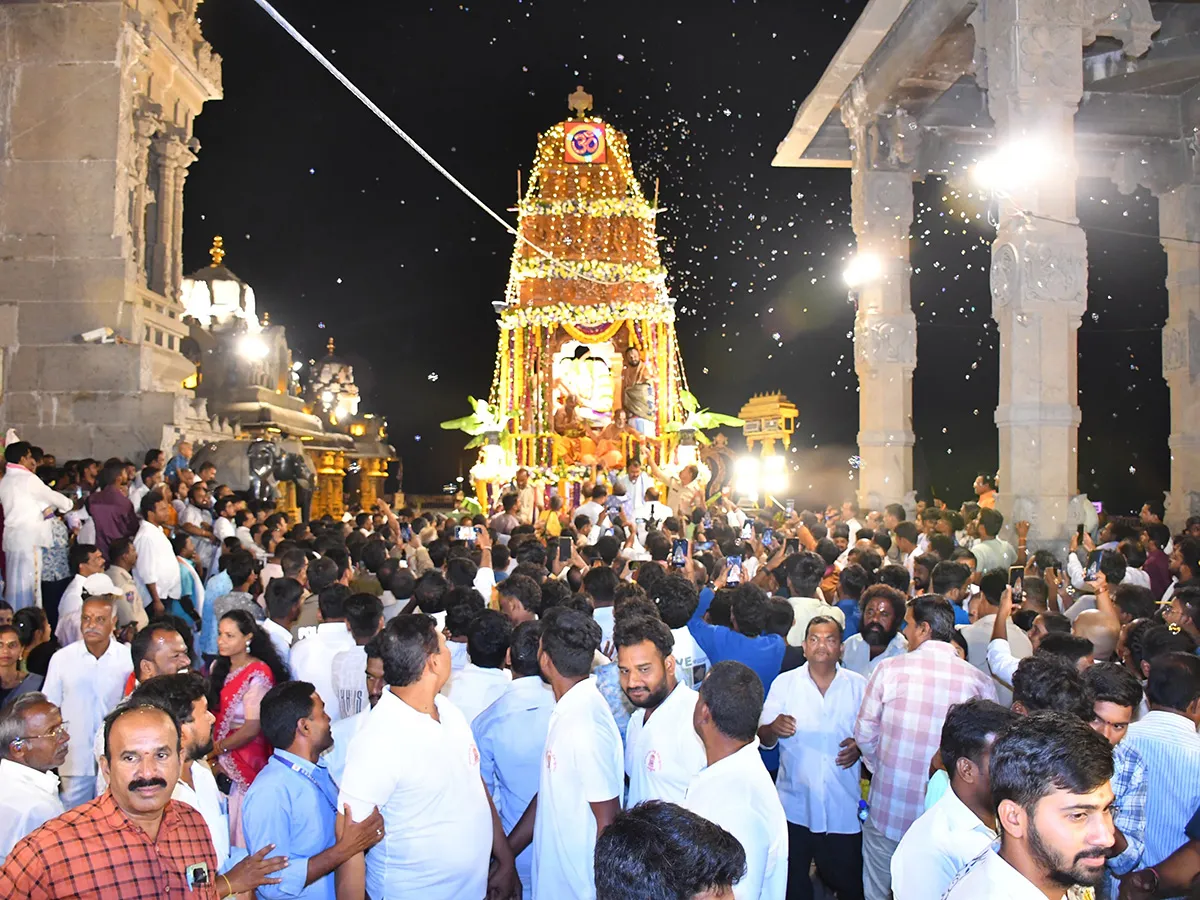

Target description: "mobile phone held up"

left=558, top=536, right=574, bottom=562
left=455, top=525, right=476, bottom=543
left=726, top=555, right=743, bottom=585
left=741, top=521, right=754, bottom=541
left=1008, top=565, right=1024, bottom=601
left=1086, top=550, right=1105, bottom=581
left=671, top=538, right=689, bottom=568
left=785, top=538, right=800, bottom=556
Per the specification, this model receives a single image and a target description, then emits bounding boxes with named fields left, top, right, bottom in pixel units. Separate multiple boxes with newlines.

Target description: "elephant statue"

left=190, top=439, right=315, bottom=522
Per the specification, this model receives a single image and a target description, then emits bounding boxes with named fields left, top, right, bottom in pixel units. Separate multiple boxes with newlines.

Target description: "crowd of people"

left=0, top=441, right=1199, bottom=900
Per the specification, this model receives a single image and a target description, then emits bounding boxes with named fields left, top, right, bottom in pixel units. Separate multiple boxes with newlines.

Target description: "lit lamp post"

left=735, top=393, right=799, bottom=509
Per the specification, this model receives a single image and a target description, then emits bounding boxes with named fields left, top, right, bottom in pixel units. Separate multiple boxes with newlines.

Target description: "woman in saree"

left=207, top=607, right=288, bottom=847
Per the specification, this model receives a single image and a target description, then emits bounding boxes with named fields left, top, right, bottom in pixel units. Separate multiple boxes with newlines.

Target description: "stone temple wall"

left=0, top=0, right=221, bottom=457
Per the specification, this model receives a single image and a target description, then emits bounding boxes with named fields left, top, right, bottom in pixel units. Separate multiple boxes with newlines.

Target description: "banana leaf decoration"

left=664, top=391, right=745, bottom=445
left=439, top=397, right=515, bottom=450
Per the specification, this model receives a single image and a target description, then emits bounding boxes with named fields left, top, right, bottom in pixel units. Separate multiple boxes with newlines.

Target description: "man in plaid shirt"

left=0, top=700, right=286, bottom=899
left=854, top=595, right=997, bottom=900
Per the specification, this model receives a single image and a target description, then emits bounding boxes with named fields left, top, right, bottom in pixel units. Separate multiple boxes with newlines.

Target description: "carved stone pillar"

left=149, top=135, right=184, bottom=295
left=980, top=0, right=1090, bottom=547
left=848, top=151, right=916, bottom=510
left=1158, top=184, right=1200, bottom=529
left=128, top=108, right=161, bottom=287
left=169, top=142, right=198, bottom=301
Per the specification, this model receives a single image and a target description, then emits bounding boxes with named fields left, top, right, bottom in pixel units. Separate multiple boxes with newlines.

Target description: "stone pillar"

left=980, top=1, right=1090, bottom=547
left=1158, top=185, right=1200, bottom=530
left=849, top=162, right=917, bottom=511
left=149, top=136, right=185, bottom=296
left=168, top=142, right=197, bottom=301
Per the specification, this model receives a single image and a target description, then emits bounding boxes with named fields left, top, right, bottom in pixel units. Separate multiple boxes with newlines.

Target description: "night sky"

left=182, top=0, right=1169, bottom=513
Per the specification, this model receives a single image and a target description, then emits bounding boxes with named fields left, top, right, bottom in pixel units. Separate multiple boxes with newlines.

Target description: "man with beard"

left=617, top=614, right=707, bottom=807
left=758, top=616, right=867, bottom=900
left=841, top=585, right=907, bottom=679
left=244, top=680, right=385, bottom=900
left=1164, top=536, right=1200, bottom=605
left=0, top=700, right=285, bottom=898
left=943, top=712, right=1116, bottom=899
left=891, top=699, right=1017, bottom=899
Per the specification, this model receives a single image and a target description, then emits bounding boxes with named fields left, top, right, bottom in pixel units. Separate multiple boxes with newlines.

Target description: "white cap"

left=82, top=573, right=118, bottom=597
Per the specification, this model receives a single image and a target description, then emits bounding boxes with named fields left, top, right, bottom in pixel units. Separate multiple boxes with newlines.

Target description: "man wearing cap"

left=54, top=546, right=110, bottom=646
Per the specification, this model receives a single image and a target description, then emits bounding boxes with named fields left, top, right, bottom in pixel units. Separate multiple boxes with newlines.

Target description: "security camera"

left=79, top=327, right=115, bottom=344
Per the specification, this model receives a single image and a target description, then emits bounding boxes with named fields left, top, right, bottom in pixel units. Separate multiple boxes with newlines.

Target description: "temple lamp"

left=733, top=453, right=788, bottom=507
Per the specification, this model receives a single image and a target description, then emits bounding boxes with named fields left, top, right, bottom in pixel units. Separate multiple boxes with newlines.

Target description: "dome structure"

left=308, top=337, right=361, bottom=426
left=181, top=236, right=260, bottom=329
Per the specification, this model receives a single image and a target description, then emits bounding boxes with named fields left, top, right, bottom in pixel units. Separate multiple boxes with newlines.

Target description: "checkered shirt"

left=0, top=792, right=219, bottom=899
left=854, top=639, right=997, bottom=840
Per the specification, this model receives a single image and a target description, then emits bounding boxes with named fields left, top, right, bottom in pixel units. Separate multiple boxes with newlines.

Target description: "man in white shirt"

left=841, top=585, right=908, bottom=679
left=54, top=545, right=108, bottom=646
left=960, top=570, right=1033, bottom=706
left=473, top=621, right=556, bottom=899
left=0, top=441, right=74, bottom=610
left=507, top=607, right=624, bottom=899
left=784, top=552, right=846, bottom=645
left=893, top=522, right=921, bottom=577
left=338, top=614, right=519, bottom=900
left=758, top=616, right=864, bottom=900
left=289, top=584, right=357, bottom=722
left=685, top=660, right=789, bottom=900
left=0, top=693, right=68, bottom=856
left=969, top=508, right=1017, bottom=574
left=943, top=712, right=1115, bottom=900
left=262, top=576, right=303, bottom=668
left=614, top=458, right=654, bottom=522
left=42, top=593, right=132, bottom=809
left=651, top=574, right=711, bottom=688
left=616, top=614, right=706, bottom=807
left=443, top=608, right=513, bottom=724
left=330, top=593, right=384, bottom=719
left=322, top=638, right=386, bottom=785
left=577, top=485, right=608, bottom=529
left=891, top=698, right=1017, bottom=899
left=133, top=492, right=181, bottom=618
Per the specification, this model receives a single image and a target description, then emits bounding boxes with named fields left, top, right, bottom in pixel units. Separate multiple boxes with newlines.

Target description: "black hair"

left=129, top=620, right=183, bottom=671
left=467, top=609, right=513, bottom=669
left=838, top=564, right=869, bottom=601
left=378, top=614, right=441, bottom=687
left=582, top=566, right=619, bottom=606
left=731, top=583, right=770, bottom=638
left=102, top=700, right=181, bottom=762
left=594, top=800, right=747, bottom=900
left=861, top=583, right=908, bottom=622
left=884, top=503, right=906, bottom=522
left=894, top=521, right=919, bottom=545
left=265, top=577, right=304, bottom=621
left=1146, top=651, right=1200, bottom=711
left=318, top=584, right=351, bottom=621
left=1012, top=653, right=1094, bottom=721
left=387, top=567, right=416, bottom=601
left=68, top=543, right=98, bottom=575
left=128, top=672, right=208, bottom=726
left=928, top=534, right=955, bottom=562
left=990, top=711, right=1114, bottom=813
left=1038, top=633, right=1094, bottom=667
left=12, top=607, right=47, bottom=648
left=1112, top=584, right=1156, bottom=622
left=208, top=609, right=290, bottom=713
left=765, top=598, right=794, bottom=638
left=877, top=565, right=910, bottom=595
left=872, top=532, right=893, bottom=554
left=645, top=533, right=671, bottom=563
left=259, top=680, right=319, bottom=750
left=804, top=614, right=841, bottom=641
left=3, top=442, right=30, bottom=465
left=707, top=588, right=735, bottom=627
left=940, top=698, right=1018, bottom=778
left=1098, top=550, right=1128, bottom=586
left=497, top=573, right=542, bottom=617
left=306, top=556, right=340, bottom=593
left=1021, top=576, right=1049, bottom=608
left=652, top=573, right=700, bottom=629
left=509, top=621, right=544, bottom=678
left=343, top=593, right=384, bottom=642
left=594, top=535, right=620, bottom=565
left=446, top=556, right=480, bottom=589
left=786, top=551, right=825, bottom=598
left=698, top=660, right=763, bottom=742
left=225, top=550, right=257, bottom=589
left=1038, top=611, right=1072, bottom=635
left=977, top=507, right=1003, bottom=537
left=539, top=578, right=573, bottom=613
left=1144, top=523, right=1171, bottom=550
left=539, top=606, right=601, bottom=678
left=930, top=561, right=971, bottom=596
left=413, top=571, right=450, bottom=614
left=613, top=614, right=674, bottom=660
left=1082, top=662, right=1143, bottom=710
left=1137, top=624, right=1195, bottom=672
left=909, top=595, right=957, bottom=642
left=978, top=568, right=1007, bottom=607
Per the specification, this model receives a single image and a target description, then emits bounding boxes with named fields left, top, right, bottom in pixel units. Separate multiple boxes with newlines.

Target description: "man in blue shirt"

left=243, top=680, right=385, bottom=899
left=931, top=560, right=973, bottom=626
left=688, top=579, right=785, bottom=694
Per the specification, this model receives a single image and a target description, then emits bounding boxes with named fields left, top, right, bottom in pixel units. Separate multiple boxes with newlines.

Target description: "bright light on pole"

left=733, top=456, right=760, bottom=503
left=843, top=253, right=883, bottom=289
left=761, top=454, right=788, bottom=498
left=972, top=137, right=1062, bottom=195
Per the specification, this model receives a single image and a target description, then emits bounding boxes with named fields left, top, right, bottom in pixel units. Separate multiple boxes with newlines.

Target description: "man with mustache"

left=840, top=585, right=907, bottom=679
left=0, top=693, right=70, bottom=855
left=617, top=613, right=706, bottom=807
left=943, top=711, right=1116, bottom=899
left=0, top=700, right=285, bottom=898
left=42, top=593, right=132, bottom=809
